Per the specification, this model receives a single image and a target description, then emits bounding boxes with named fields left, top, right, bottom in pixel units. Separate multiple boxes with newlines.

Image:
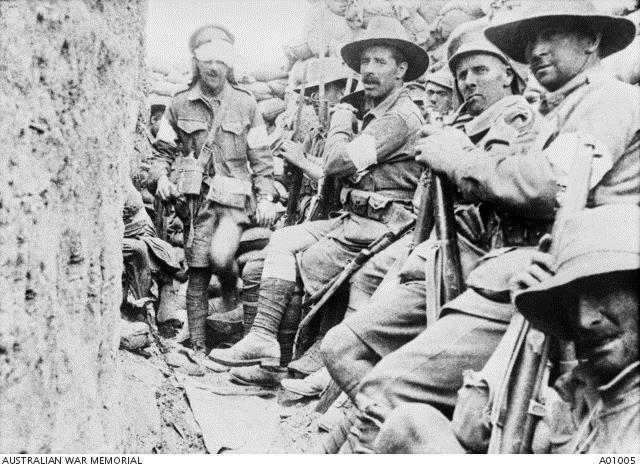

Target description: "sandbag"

left=253, top=66, right=289, bottom=83
left=362, top=0, right=395, bottom=18
left=120, top=320, right=151, bottom=350
left=396, top=3, right=431, bottom=46
left=244, top=81, right=273, bottom=101
left=166, top=70, right=188, bottom=85
left=258, top=97, right=287, bottom=123
left=417, top=0, right=449, bottom=24
left=237, top=249, right=267, bottom=271
left=326, top=0, right=349, bottom=16
left=147, top=56, right=173, bottom=76
left=238, top=227, right=273, bottom=255
left=150, top=81, right=186, bottom=97
left=435, top=0, right=485, bottom=41
left=304, top=3, right=354, bottom=56
left=283, top=40, right=315, bottom=63
left=267, top=79, right=289, bottom=99
left=345, top=0, right=365, bottom=29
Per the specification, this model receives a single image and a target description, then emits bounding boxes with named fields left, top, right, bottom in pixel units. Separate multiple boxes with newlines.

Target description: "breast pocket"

left=220, top=120, right=249, bottom=163
left=176, top=119, right=208, bottom=155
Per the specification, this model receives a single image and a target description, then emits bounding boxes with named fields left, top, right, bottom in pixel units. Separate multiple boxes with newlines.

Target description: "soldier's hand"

left=256, top=199, right=277, bottom=227
left=156, top=175, right=178, bottom=202
left=278, top=140, right=305, bottom=166
left=419, top=123, right=445, bottom=138
left=510, top=235, right=556, bottom=293
left=415, top=127, right=475, bottom=175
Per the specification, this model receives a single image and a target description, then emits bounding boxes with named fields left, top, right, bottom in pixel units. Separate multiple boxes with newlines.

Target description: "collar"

left=363, top=86, right=406, bottom=122
left=186, top=80, right=230, bottom=106
left=463, top=95, right=525, bottom=139
left=538, top=65, right=613, bottom=114
left=597, top=361, right=640, bottom=406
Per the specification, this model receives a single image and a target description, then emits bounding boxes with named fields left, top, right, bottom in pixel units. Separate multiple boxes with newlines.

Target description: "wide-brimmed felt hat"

left=484, top=0, right=636, bottom=64
left=293, top=57, right=359, bottom=96
left=514, top=205, right=640, bottom=340
left=341, top=17, right=430, bottom=82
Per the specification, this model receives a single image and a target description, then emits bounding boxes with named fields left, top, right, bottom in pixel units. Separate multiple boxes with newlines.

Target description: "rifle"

left=294, top=220, right=415, bottom=347
left=284, top=62, right=309, bottom=226
left=424, top=108, right=465, bottom=305
left=488, top=135, right=596, bottom=453
left=307, top=63, right=344, bottom=222
left=153, top=196, right=170, bottom=241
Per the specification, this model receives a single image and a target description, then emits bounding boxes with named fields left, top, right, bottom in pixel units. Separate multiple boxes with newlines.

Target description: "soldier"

left=209, top=18, right=428, bottom=380
left=424, top=67, right=454, bottom=115
left=277, top=57, right=357, bottom=216
left=319, top=23, right=555, bottom=453
left=369, top=0, right=640, bottom=453
left=151, top=24, right=278, bottom=357
left=229, top=59, right=359, bottom=387
left=376, top=206, right=639, bottom=453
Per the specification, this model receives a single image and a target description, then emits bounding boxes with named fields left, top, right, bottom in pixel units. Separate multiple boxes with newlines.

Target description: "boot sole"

left=208, top=354, right=280, bottom=368
left=230, top=373, right=284, bottom=388
left=280, top=380, right=324, bottom=397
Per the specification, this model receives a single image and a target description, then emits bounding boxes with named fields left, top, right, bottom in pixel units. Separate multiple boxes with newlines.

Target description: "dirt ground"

left=117, top=336, right=326, bottom=454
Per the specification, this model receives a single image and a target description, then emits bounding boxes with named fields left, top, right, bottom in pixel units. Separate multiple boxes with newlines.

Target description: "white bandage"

left=544, top=132, right=613, bottom=190
left=155, top=115, right=178, bottom=146
left=346, top=134, right=377, bottom=171
left=247, top=124, right=269, bottom=149
left=193, top=40, right=235, bottom=68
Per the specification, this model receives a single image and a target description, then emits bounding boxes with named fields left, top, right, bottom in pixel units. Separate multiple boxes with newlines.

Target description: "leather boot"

left=208, top=278, right=296, bottom=367
left=281, top=367, right=331, bottom=397
left=229, top=365, right=287, bottom=388
left=287, top=339, right=324, bottom=376
left=207, top=332, right=281, bottom=367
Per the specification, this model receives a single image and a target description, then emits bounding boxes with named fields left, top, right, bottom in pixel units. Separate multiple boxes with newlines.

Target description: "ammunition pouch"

left=340, top=188, right=413, bottom=229
left=206, top=174, right=253, bottom=209
left=466, top=247, right=536, bottom=303
left=489, top=209, right=552, bottom=248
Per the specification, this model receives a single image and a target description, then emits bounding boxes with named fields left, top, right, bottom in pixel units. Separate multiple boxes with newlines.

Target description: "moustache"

left=363, top=75, right=379, bottom=85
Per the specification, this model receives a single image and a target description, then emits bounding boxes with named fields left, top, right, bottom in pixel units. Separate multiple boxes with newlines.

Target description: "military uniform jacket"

left=323, top=87, right=424, bottom=212
left=153, top=81, right=276, bottom=208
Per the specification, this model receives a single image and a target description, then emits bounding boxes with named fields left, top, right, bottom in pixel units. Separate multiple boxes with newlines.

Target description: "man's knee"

left=267, top=226, right=296, bottom=254
left=375, top=404, right=464, bottom=454
left=321, top=324, right=363, bottom=372
left=122, top=238, right=148, bottom=262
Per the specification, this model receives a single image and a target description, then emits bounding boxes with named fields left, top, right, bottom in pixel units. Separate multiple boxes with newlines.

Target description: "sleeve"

left=149, top=105, right=180, bottom=185
left=323, top=111, right=417, bottom=177
left=246, top=102, right=276, bottom=199
left=451, top=107, right=561, bottom=219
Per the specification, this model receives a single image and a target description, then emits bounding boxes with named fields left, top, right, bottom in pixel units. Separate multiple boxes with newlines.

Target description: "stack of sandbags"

left=285, top=0, right=487, bottom=64
left=147, top=56, right=190, bottom=108
left=236, top=62, right=290, bottom=125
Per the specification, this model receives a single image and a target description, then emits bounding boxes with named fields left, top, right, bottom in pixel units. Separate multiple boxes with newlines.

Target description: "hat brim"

left=341, top=38, right=429, bottom=82
left=294, top=77, right=359, bottom=96
left=514, top=252, right=639, bottom=340
left=485, top=14, right=636, bottom=64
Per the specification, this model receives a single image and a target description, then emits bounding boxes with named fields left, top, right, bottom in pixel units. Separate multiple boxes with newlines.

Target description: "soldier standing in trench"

left=151, top=24, right=278, bottom=358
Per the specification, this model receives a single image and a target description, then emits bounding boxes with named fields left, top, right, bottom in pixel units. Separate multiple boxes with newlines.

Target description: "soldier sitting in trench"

left=376, top=205, right=639, bottom=454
